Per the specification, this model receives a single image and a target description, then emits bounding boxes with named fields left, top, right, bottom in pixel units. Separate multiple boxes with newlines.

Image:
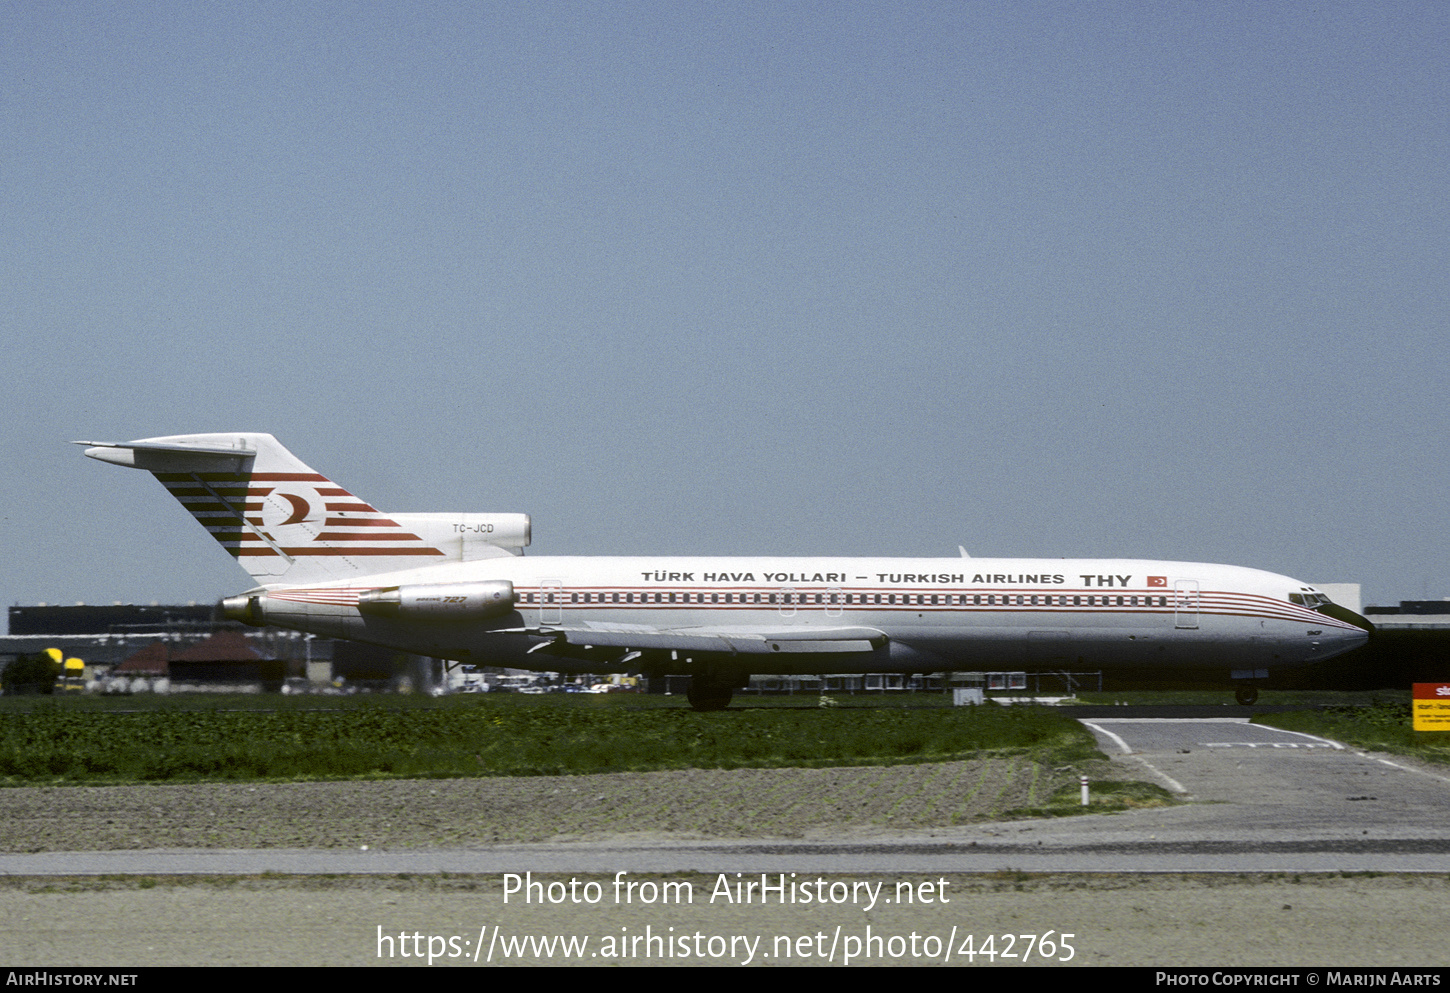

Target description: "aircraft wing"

left=529, top=623, right=888, bottom=656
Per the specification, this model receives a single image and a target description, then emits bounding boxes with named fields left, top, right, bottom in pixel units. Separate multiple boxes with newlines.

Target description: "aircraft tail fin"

left=78, top=433, right=453, bottom=586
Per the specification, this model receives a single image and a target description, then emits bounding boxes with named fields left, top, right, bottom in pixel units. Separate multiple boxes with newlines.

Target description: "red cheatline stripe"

left=513, top=586, right=1342, bottom=620
left=235, top=548, right=438, bottom=556
left=153, top=471, right=329, bottom=482
left=325, top=502, right=379, bottom=512
left=169, top=492, right=277, bottom=504
left=168, top=473, right=249, bottom=482
left=178, top=496, right=258, bottom=505
left=315, top=532, right=425, bottom=541
left=267, top=590, right=366, bottom=604
left=323, top=518, right=401, bottom=527
left=179, top=507, right=265, bottom=516
left=163, top=487, right=262, bottom=497
left=252, top=547, right=444, bottom=556
left=316, top=488, right=353, bottom=496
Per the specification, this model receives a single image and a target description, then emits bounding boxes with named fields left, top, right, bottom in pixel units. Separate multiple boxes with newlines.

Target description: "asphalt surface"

left=5, top=714, right=1449, bottom=875
left=7, top=711, right=1450, bottom=967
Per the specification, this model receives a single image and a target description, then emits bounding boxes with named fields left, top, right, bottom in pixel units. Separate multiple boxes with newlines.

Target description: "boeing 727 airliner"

left=79, top=433, right=1372, bottom=708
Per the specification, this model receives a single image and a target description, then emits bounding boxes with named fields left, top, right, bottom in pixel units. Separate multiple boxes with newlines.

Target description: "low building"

left=2, top=603, right=437, bottom=693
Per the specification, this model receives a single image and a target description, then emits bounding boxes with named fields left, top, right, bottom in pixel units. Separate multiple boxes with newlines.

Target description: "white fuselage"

left=248, top=555, right=1370, bottom=676
left=82, top=433, right=1371, bottom=693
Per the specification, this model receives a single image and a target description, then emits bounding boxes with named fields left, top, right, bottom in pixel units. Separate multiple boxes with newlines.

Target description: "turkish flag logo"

left=1147, top=576, right=1167, bottom=587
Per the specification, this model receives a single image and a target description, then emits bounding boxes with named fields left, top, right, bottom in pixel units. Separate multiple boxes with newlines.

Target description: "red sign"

left=1412, top=684, right=1450, bottom=731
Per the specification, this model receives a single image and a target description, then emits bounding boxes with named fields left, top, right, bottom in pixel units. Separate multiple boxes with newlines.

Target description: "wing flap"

left=543, top=624, right=887, bottom=656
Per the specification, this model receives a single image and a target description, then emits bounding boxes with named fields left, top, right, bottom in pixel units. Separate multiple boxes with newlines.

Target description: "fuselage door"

left=1174, top=579, right=1200, bottom=630
left=540, top=579, right=564, bottom=626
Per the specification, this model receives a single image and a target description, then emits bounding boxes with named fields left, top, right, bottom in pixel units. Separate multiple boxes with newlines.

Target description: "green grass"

left=0, top=692, right=481, bottom=714
left=0, top=693, right=1101, bottom=785
left=1254, top=701, right=1450, bottom=765
left=1003, top=778, right=1179, bottom=819
left=0, top=691, right=957, bottom=714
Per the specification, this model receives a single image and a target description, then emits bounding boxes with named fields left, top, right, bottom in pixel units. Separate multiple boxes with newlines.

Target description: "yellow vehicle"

left=51, top=649, right=86, bottom=693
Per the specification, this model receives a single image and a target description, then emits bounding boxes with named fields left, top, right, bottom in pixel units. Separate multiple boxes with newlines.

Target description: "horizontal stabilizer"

left=78, top=438, right=256, bottom=474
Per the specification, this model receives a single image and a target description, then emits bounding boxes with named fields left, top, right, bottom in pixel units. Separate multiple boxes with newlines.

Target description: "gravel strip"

left=0, top=757, right=1119, bottom=852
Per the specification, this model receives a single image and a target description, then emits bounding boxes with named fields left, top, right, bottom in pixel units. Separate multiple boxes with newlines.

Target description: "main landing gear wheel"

left=1234, top=685, right=1259, bottom=706
left=686, top=682, right=733, bottom=712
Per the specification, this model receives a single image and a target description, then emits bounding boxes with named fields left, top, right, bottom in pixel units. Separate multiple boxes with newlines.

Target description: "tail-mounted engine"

left=356, top=580, right=516, bottom=621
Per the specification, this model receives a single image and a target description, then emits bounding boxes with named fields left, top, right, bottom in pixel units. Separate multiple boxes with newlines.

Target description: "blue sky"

left=3, top=2, right=1446, bottom=625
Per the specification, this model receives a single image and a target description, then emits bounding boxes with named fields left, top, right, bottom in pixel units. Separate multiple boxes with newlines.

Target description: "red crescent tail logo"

left=279, top=494, right=311, bottom=526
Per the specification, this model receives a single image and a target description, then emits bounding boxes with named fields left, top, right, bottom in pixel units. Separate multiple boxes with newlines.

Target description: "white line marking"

left=1078, top=720, right=1188, bottom=792
left=1371, top=756, right=1450, bottom=786
left=1248, top=726, right=1345, bottom=749
left=1079, top=720, right=1133, bottom=754
left=1126, top=754, right=1189, bottom=794
left=1203, top=742, right=1340, bottom=749
left=1083, top=717, right=1251, bottom=724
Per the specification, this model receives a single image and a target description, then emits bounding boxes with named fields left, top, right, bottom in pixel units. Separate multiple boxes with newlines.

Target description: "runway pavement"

left=5, top=717, right=1449, bottom=876
left=8, top=716, right=1450, bottom=967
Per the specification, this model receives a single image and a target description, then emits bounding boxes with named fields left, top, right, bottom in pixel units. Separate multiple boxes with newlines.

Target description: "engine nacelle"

left=222, top=593, right=264, bottom=626
left=356, top=581, right=516, bottom=621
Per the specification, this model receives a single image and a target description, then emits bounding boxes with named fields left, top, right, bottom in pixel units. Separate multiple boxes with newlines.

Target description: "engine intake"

left=221, top=594, right=264, bottom=626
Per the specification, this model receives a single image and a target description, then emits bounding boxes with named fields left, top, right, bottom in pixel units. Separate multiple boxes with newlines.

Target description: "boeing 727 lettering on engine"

left=78, top=433, right=1372, bottom=708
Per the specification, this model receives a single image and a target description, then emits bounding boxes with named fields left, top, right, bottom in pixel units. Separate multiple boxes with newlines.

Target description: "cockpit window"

left=1289, top=592, right=1332, bottom=606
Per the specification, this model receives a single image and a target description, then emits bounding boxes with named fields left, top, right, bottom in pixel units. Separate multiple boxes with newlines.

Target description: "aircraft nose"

left=1319, top=602, right=1375, bottom=635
